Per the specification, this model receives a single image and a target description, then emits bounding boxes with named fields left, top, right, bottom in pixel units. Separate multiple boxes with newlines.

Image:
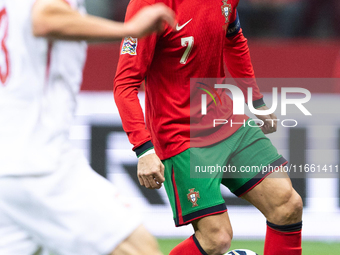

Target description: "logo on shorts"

left=187, top=188, right=200, bottom=207
left=121, top=36, right=138, bottom=55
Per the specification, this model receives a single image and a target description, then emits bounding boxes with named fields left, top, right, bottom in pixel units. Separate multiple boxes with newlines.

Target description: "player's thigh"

left=111, top=225, right=161, bottom=255
left=241, top=170, right=292, bottom=212
left=241, top=170, right=303, bottom=223
left=0, top=150, right=141, bottom=255
left=221, top=120, right=287, bottom=197
left=162, top=147, right=230, bottom=227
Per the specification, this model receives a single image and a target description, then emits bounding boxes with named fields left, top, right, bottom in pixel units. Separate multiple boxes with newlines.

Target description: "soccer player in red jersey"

left=114, top=0, right=303, bottom=254
left=0, top=0, right=175, bottom=254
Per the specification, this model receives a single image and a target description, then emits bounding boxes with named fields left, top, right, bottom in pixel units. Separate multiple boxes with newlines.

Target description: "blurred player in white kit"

left=0, top=0, right=175, bottom=254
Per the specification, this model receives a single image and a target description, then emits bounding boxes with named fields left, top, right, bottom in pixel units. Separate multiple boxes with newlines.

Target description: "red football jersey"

left=114, top=0, right=264, bottom=160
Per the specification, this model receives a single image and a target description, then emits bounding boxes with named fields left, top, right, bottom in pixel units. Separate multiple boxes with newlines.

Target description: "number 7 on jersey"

left=180, top=36, right=194, bottom=64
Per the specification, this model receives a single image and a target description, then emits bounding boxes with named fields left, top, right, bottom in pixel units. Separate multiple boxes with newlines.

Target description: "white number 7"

left=180, top=36, right=194, bottom=64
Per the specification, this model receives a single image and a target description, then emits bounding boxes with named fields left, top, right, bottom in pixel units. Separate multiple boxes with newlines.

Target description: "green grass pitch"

left=158, top=239, right=340, bottom=254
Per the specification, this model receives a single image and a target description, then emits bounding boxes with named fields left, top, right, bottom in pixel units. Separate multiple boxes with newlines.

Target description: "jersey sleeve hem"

left=135, top=140, right=154, bottom=157
left=252, top=97, right=266, bottom=109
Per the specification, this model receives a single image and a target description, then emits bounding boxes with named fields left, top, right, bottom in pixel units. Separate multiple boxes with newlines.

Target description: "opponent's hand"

left=124, top=3, right=176, bottom=38
left=254, top=105, right=278, bottom=134
left=137, top=153, right=165, bottom=189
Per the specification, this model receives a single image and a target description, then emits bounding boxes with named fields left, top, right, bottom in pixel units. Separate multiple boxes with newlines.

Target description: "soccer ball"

left=225, top=249, right=258, bottom=255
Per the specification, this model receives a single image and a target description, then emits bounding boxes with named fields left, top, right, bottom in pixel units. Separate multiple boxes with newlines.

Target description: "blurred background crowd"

left=85, top=0, right=340, bottom=38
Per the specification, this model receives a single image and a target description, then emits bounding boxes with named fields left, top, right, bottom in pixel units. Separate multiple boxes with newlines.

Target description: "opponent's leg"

left=111, top=225, right=162, bottom=255
left=170, top=212, right=233, bottom=255
left=0, top=149, right=163, bottom=255
left=0, top=181, right=47, bottom=255
left=242, top=170, right=303, bottom=255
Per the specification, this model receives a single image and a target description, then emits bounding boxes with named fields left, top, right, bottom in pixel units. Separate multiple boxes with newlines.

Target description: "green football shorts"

left=162, top=119, right=287, bottom=226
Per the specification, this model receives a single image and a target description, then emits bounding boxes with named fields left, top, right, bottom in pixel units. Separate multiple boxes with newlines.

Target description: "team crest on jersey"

left=121, top=37, right=138, bottom=55
left=221, top=0, right=232, bottom=24
left=187, top=188, right=200, bottom=207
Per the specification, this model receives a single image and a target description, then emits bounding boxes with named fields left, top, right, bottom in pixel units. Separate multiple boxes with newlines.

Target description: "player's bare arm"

left=254, top=105, right=278, bottom=134
left=138, top=153, right=165, bottom=190
left=124, top=3, right=176, bottom=38
left=32, top=0, right=175, bottom=41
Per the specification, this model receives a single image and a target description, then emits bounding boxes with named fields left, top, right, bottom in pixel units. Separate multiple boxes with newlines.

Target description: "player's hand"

left=124, top=3, right=176, bottom=38
left=254, top=105, right=278, bottom=134
left=137, top=153, right=165, bottom=189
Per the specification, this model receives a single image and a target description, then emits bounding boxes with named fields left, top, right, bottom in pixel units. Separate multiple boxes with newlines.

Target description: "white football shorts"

left=0, top=148, right=141, bottom=255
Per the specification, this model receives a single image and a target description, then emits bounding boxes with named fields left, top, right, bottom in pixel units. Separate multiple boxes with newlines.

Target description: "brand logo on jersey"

left=187, top=188, right=200, bottom=207
left=221, top=0, right=232, bottom=24
left=176, top=19, right=193, bottom=31
left=121, top=37, right=138, bottom=56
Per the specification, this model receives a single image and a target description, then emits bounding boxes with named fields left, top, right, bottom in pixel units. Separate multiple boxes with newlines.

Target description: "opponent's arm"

left=32, top=0, right=175, bottom=41
left=114, top=0, right=165, bottom=190
left=224, top=10, right=276, bottom=134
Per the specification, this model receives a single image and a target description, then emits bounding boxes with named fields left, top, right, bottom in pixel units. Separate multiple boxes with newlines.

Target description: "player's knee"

left=215, top=229, right=232, bottom=254
left=142, top=236, right=161, bottom=255
left=201, top=225, right=233, bottom=254
left=272, top=188, right=303, bottom=225
left=286, top=190, right=303, bottom=221
left=111, top=225, right=161, bottom=255
left=134, top=228, right=160, bottom=255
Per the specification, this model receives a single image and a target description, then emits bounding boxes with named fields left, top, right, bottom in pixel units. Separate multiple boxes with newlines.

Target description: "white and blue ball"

left=225, top=249, right=258, bottom=255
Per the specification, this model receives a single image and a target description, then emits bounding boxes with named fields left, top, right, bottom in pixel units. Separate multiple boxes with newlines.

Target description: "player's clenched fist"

left=124, top=3, right=176, bottom=38
left=137, top=153, right=165, bottom=189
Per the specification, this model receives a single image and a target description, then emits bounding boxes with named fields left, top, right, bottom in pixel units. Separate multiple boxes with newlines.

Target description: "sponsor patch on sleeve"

left=121, top=37, right=138, bottom=55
